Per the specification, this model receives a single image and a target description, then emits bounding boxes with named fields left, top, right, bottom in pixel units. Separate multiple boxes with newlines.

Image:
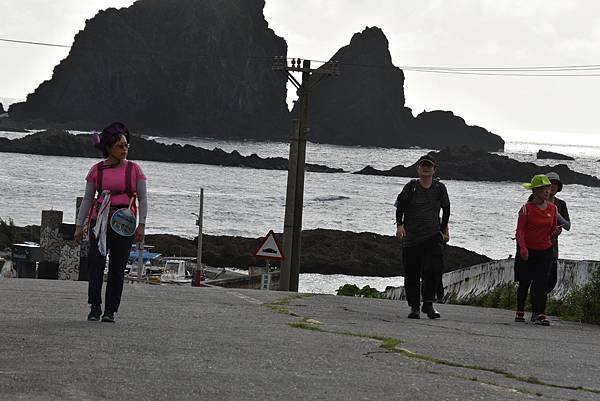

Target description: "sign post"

left=252, top=230, right=284, bottom=290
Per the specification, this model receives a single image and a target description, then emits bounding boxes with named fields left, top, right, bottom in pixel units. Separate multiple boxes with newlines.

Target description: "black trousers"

left=516, top=247, right=553, bottom=314
left=403, top=235, right=443, bottom=308
left=88, top=225, right=133, bottom=313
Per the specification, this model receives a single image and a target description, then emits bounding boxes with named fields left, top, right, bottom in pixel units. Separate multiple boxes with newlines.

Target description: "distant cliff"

left=7, top=2, right=504, bottom=151
left=9, top=0, right=289, bottom=140
left=355, top=146, right=600, bottom=187
left=291, top=27, right=504, bottom=151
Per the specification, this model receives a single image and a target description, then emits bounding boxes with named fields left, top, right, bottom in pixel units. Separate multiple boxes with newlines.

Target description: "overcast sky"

left=1, top=0, right=599, bottom=143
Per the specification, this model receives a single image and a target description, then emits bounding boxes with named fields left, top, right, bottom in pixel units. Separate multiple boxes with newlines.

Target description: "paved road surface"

left=1, top=279, right=599, bottom=401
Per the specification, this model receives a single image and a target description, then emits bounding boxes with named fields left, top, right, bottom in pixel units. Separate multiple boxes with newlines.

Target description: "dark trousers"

left=547, top=257, right=558, bottom=294
left=403, top=236, right=443, bottom=308
left=88, top=225, right=133, bottom=313
left=516, top=247, right=553, bottom=314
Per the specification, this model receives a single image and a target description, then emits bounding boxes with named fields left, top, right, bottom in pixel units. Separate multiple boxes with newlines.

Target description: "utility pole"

left=272, top=57, right=339, bottom=291
left=192, top=188, right=204, bottom=286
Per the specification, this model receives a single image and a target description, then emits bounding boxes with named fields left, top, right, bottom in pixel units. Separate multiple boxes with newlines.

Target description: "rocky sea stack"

left=291, top=27, right=504, bottom=151
left=5, top=0, right=505, bottom=151
left=9, top=0, right=289, bottom=140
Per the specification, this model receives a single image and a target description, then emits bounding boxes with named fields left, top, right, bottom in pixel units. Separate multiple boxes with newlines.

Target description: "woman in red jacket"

left=514, top=174, right=560, bottom=326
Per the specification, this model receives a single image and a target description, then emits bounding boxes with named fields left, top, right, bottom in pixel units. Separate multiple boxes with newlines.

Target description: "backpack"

left=395, top=177, right=443, bottom=208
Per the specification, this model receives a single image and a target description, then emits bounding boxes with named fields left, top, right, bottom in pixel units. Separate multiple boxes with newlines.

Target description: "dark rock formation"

left=291, top=27, right=504, bottom=151
left=3, top=224, right=490, bottom=276
left=0, top=103, right=5, bottom=114
left=147, top=229, right=491, bottom=276
left=536, top=149, right=575, bottom=161
left=355, top=146, right=600, bottom=187
left=0, top=130, right=343, bottom=173
left=9, top=0, right=289, bottom=140
left=412, top=110, right=503, bottom=151
left=291, top=27, right=415, bottom=147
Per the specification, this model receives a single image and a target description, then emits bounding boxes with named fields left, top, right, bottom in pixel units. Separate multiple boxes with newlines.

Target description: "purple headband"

left=92, top=122, right=130, bottom=150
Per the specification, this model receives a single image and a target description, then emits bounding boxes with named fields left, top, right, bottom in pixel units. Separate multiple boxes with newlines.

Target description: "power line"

left=0, top=38, right=71, bottom=48
left=3, top=36, right=600, bottom=77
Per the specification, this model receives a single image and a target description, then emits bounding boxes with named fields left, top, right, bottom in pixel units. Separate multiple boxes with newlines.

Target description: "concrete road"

left=1, top=279, right=599, bottom=401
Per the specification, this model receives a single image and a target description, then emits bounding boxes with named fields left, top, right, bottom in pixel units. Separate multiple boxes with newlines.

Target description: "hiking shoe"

left=534, top=314, right=550, bottom=326
left=101, top=311, right=115, bottom=323
left=422, top=303, right=441, bottom=319
left=87, top=305, right=102, bottom=322
left=514, top=311, right=525, bottom=322
left=408, top=307, right=421, bottom=319
left=530, top=313, right=539, bottom=322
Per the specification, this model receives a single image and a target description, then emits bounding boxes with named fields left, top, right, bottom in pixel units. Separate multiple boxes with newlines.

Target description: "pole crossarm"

left=272, top=56, right=340, bottom=76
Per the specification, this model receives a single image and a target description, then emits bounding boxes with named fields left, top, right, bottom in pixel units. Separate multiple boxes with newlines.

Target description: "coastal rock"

left=412, top=110, right=503, bottom=151
left=0, top=130, right=343, bottom=173
left=291, top=27, right=504, bottom=151
left=8, top=0, right=289, bottom=140
left=355, top=146, right=600, bottom=187
left=536, top=149, right=575, bottom=161
left=4, top=224, right=490, bottom=276
left=147, top=229, right=491, bottom=277
left=0, top=103, right=4, bottom=114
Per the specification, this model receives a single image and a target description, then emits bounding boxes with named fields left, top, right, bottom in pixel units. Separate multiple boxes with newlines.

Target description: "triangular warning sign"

left=253, top=230, right=285, bottom=260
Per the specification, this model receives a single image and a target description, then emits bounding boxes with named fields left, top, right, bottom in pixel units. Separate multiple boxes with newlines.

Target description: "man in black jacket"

left=396, top=154, right=450, bottom=319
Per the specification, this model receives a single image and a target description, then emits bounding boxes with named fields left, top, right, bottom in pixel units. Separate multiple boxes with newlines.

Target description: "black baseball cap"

left=416, top=154, right=436, bottom=167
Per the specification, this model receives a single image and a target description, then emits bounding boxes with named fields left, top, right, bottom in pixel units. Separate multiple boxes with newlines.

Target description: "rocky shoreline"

left=355, top=146, right=600, bottom=187
left=0, top=130, right=343, bottom=173
left=3, top=225, right=490, bottom=277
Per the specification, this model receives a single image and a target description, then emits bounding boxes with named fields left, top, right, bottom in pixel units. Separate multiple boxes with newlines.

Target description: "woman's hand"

left=553, top=225, right=563, bottom=236
left=396, top=225, right=406, bottom=240
left=74, top=225, right=84, bottom=244
left=520, top=248, right=529, bottom=261
left=135, top=223, right=145, bottom=243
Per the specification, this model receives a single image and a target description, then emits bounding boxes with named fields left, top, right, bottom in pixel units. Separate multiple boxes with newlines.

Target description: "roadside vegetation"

left=447, top=268, right=600, bottom=325
left=336, top=284, right=385, bottom=298
left=337, top=267, right=600, bottom=325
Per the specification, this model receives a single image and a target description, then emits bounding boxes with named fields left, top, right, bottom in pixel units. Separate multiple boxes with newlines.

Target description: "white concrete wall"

left=385, top=258, right=600, bottom=301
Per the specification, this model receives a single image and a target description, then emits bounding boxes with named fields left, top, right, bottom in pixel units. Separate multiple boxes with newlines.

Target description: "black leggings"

left=516, top=247, right=553, bottom=314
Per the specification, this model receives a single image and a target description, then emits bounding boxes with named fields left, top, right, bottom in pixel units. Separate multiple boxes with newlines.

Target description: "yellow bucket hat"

left=522, top=174, right=551, bottom=190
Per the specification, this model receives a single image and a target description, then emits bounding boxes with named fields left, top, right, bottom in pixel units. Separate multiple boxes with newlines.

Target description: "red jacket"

left=516, top=202, right=557, bottom=253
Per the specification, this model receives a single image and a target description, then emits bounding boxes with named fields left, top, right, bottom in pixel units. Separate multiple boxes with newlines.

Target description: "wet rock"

left=536, top=149, right=575, bottom=161
left=148, top=229, right=491, bottom=277
left=0, top=130, right=343, bottom=173
left=355, top=146, right=600, bottom=187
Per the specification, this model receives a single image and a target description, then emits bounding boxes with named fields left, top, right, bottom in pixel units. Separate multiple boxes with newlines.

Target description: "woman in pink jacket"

left=74, top=122, right=148, bottom=323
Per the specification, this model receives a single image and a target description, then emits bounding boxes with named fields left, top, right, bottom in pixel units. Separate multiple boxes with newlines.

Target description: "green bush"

left=336, top=284, right=385, bottom=299
left=559, top=268, right=600, bottom=325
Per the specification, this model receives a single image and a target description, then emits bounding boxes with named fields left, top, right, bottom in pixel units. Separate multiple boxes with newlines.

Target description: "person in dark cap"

left=545, top=171, right=571, bottom=294
left=395, top=154, right=450, bottom=319
left=74, top=122, right=148, bottom=323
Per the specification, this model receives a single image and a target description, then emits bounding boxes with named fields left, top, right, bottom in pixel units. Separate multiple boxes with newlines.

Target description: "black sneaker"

left=534, top=314, right=550, bottom=326
left=422, top=303, right=441, bottom=319
left=87, top=305, right=102, bottom=322
left=101, top=311, right=115, bottom=323
left=408, top=307, right=421, bottom=319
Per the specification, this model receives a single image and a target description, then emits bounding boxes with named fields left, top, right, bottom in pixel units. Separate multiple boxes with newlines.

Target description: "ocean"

left=2, top=130, right=599, bottom=293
